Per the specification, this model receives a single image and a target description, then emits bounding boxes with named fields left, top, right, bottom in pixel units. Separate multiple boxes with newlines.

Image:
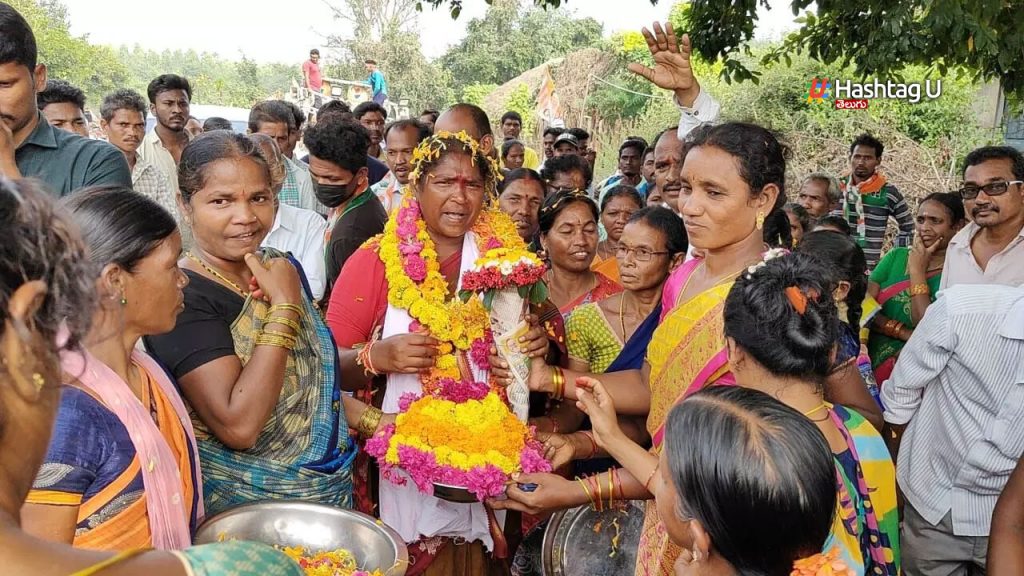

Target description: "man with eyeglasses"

left=940, top=146, right=1024, bottom=289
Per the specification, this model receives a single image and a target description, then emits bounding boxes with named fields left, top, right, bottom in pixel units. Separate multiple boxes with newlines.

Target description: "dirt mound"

left=482, top=47, right=617, bottom=126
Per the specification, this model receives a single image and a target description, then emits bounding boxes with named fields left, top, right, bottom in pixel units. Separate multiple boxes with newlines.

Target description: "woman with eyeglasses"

left=591, top=185, right=644, bottom=284
left=867, top=192, right=965, bottom=383
left=540, top=207, right=686, bottom=467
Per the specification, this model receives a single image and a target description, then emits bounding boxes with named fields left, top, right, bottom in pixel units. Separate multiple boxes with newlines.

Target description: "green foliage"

left=116, top=45, right=291, bottom=108
left=503, top=83, right=536, bottom=135
left=462, top=83, right=499, bottom=107
left=687, top=0, right=1024, bottom=98
left=439, top=0, right=603, bottom=95
left=9, top=0, right=130, bottom=108
left=324, top=0, right=454, bottom=112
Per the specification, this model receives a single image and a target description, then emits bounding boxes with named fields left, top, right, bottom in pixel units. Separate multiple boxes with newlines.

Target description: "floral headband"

left=539, top=188, right=595, bottom=217
left=408, top=130, right=503, bottom=200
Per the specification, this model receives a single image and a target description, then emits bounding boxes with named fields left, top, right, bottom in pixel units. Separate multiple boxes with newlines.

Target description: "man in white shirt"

left=882, top=284, right=1024, bottom=575
left=139, top=74, right=192, bottom=196
left=262, top=202, right=329, bottom=301
left=249, top=134, right=329, bottom=300
left=941, top=146, right=1024, bottom=289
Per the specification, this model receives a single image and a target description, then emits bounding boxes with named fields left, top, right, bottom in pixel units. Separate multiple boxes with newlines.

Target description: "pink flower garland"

left=365, top=422, right=552, bottom=501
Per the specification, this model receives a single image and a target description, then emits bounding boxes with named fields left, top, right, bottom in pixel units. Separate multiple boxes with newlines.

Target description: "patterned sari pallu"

left=197, top=249, right=356, bottom=515
left=637, top=260, right=736, bottom=576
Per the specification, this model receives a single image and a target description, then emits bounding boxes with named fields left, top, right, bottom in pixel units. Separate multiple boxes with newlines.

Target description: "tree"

left=439, top=0, right=603, bottom=95
left=9, top=0, right=130, bottom=108
left=324, top=0, right=454, bottom=112
left=421, top=0, right=1024, bottom=99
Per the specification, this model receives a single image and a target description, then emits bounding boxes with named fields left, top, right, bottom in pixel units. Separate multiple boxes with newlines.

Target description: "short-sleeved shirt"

left=368, top=70, right=387, bottom=97
left=139, top=128, right=191, bottom=200
left=145, top=271, right=243, bottom=379
left=939, top=221, right=1024, bottom=290
left=303, top=59, right=323, bottom=91
left=324, top=190, right=387, bottom=303
left=15, top=113, right=132, bottom=197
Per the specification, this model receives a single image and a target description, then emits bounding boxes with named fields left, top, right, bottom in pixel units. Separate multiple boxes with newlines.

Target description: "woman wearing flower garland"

left=538, top=189, right=622, bottom=318
left=145, top=132, right=374, bottom=515
left=326, top=131, right=548, bottom=575
left=591, top=185, right=644, bottom=284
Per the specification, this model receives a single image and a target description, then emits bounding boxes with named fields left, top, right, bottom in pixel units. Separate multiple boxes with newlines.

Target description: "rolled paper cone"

left=490, top=288, right=531, bottom=422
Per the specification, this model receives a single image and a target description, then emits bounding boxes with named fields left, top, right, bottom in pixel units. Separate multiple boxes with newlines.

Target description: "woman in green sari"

left=146, top=131, right=386, bottom=515
left=867, top=192, right=965, bottom=383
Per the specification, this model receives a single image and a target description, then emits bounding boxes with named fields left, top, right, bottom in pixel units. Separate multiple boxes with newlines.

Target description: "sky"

left=63, top=0, right=804, bottom=63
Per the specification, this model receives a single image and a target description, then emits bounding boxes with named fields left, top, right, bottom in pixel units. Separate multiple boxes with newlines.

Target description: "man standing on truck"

left=365, top=59, right=387, bottom=106
left=303, top=49, right=323, bottom=108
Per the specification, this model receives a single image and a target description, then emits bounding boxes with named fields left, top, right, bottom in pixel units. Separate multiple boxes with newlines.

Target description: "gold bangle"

left=910, top=283, right=930, bottom=297
left=262, top=328, right=297, bottom=340
left=551, top=366, right=565, bottom=400
left=607, top=470, right=615, bottom=509
left=255, top=335, right=295, bottom=351
left=356, top=406, right=384, bottom=438
left=268, top=303, right=304, bottom=317
left=577, top=477, right=594, bottom=509
left=265, top=315, right=301, bottom=332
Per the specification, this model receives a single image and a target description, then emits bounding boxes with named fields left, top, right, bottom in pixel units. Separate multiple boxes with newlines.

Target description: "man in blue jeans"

left=365, top=59, right=387, bottom=105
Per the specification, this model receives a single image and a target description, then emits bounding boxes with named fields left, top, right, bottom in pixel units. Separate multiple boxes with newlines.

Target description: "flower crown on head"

left=408, top=130, right=503, bottom=200
left=540, top=188, right=594, bottom=217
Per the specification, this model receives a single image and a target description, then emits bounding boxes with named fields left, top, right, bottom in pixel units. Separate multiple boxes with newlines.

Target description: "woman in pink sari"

left=492, top=109, right=786, bottom=575
left=21, top=188, right=202, bottom=551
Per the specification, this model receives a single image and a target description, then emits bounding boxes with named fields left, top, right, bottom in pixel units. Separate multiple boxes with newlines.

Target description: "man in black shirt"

left=303, top=116, right=386, bottom=305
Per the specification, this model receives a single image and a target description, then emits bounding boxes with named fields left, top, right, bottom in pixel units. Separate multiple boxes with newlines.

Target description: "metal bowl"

left=432, top=482, right=478, bottom=503
left=194, top=500, right=408, bottom=575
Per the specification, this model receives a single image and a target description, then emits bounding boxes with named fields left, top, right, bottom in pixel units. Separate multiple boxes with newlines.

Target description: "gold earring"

left=32, top=372, right=45, bottom=391
left=120, top=293, right=127, bottom=306
left=756, top=211, right=765, bottom=230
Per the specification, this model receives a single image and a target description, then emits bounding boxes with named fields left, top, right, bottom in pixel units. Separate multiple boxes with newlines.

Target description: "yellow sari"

left=637, top=259, right=736, bottom=576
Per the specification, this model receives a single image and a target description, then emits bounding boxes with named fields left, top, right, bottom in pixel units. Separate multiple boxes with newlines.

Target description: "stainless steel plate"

left=193, top=500, right=408, bottom=575
left=542, top=500, right=645, bottom=576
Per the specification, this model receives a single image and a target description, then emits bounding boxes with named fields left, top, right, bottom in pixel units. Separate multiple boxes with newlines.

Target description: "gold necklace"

left=186, top=252, right=249, bottom=296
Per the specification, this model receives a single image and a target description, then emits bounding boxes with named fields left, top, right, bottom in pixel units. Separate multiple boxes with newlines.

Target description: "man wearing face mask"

left=304, top=116, right=386, bottom=304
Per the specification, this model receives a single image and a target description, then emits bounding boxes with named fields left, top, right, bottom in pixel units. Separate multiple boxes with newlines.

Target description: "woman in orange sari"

left=539, top=189, right=622, bottom=319
left=591, top=185, right=643, bottom=283
left=22, top=188, right=202, bottom=551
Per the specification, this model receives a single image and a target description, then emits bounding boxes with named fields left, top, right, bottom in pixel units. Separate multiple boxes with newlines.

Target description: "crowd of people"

left=1, top=3, right=1023, bottom=576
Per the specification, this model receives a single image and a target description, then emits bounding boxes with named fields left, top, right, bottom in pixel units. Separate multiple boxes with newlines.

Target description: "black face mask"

left=313, top=180, right=357, bottom=208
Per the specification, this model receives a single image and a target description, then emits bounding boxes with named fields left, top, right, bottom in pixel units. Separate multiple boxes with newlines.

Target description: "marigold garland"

left=371, top=131, right=552, bottom=500
left=379, top=190, right=532, bottom=392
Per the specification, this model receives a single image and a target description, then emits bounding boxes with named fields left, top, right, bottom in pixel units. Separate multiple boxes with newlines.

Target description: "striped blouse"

left=881, top=284, right=1024, bottom=536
